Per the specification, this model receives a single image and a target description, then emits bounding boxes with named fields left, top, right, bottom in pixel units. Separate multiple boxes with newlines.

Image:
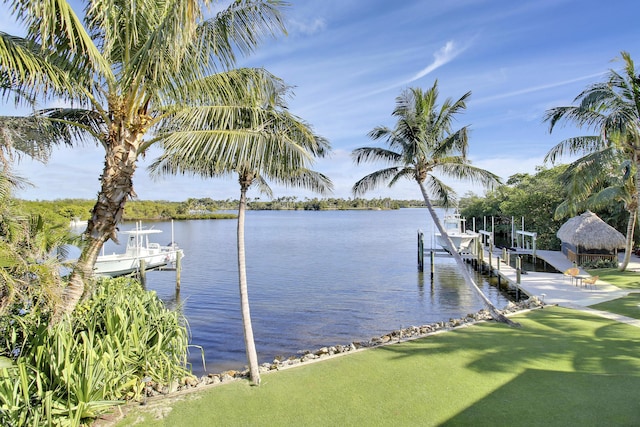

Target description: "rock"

left=315, top=347, right=329, bottom=356
left=208, top=375, right=221, bottom=385
left=186, top=376, right=199, bottom=387
left=301, top=353, right=317, bottom=362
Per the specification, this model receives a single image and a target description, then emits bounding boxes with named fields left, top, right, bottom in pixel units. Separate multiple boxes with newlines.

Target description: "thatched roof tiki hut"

left=556, top=211, right=625, bottom=266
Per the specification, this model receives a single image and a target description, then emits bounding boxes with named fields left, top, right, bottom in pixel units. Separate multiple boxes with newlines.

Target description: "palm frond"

left=250, top=174, right=274, bottom=198
left=5, top=1, right=110, bottom=98
left=544, top=135, right=606, bottom=164
left=425, top=174, right=456, bottom=208
left=0, top=115, right=55, bottom=162
left=435, top=160, right=501, bottom=189
left=351, top=146, right=403, bottom=166
left=352, top=167, right=404, bottom=196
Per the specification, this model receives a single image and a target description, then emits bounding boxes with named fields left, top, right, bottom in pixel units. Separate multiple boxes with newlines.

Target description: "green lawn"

left=590, top=292, right=640, bottom=319
left=587, top=267, right=640, bottom=318
left=111, top=306, right=640, bottom=426
left=587, top=267, right=640, bottom=290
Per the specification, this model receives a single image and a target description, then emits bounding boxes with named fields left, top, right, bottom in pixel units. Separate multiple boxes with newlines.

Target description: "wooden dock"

left=474, top=247, right=628, bottom=307
left=418, top=227, right=630, bottom=307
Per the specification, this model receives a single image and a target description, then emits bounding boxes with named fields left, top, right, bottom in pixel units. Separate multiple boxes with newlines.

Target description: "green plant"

left=0, top=277, right=191, bottom=426
left=581, top=258, right=618, bottom=269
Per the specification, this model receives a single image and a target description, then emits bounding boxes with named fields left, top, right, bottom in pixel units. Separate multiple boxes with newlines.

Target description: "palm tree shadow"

left=377, top=306, right=640, bottom=376
left=441, top=368, right=640, bottom=425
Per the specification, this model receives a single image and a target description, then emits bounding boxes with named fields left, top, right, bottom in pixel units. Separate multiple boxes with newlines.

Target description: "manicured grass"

left=586, top=267, right=640, bottom=319
left=587, top=268, right=640, bottom=290
left=112, top=306, right=640, bottom=426
left=591, top=292, right=640, bottom=320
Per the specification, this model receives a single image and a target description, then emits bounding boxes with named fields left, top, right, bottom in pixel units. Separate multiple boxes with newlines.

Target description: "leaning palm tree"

left=1, top=0, right=288, bottom=316
left=149, top=71, right=332, bottom=385
left=545, top=51, right=640, bottom=271
left=352, top=82, right=512, bottom=324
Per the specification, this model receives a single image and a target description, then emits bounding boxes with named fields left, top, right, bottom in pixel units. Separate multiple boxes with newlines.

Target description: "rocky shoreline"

left=143, top=297, right=544, bottom=398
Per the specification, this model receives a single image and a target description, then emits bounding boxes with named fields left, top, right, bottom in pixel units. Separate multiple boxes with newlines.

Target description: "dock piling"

left=417, top=230, right=424, bottom=272
left=175, top=251, right=182, bottom=291
left=430, top=250, right=435, bottom=279
left=139, top=259, right=147, bottom=288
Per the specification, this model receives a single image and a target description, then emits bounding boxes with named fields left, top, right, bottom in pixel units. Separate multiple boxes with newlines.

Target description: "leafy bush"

left=581, top=258, right=619, bottom=269
left=0, top=277, right=191, bottom=426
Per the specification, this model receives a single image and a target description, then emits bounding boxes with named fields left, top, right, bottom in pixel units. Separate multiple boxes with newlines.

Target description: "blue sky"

left=4, top=0, right=640, bottom=201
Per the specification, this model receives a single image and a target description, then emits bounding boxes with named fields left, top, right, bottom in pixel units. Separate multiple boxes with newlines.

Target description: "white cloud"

left=476, top=71, right=607, bottom=104
left=288, top=18, right=327, bottom=36
left=406, top=40, right=469, bottom=83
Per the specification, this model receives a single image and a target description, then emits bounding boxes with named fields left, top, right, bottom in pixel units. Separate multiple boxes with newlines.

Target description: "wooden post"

left=417, top=230, right=424, bottom=272
left=139, top=259, right=147, bottom=288
left=488, top=248, right=492, bottom=275
left=175, top=251, right=182, bottom=291
left=430, top=250, right=435, bottom=279
left=516, top=256, right=521, bottom=284
left=491, top=216, right=495, bottom=246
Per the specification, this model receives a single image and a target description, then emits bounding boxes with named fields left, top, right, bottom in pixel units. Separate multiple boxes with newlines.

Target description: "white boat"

left=94, top=225, right=184, bottom=277
left=435, top=212, right=479, bottom=253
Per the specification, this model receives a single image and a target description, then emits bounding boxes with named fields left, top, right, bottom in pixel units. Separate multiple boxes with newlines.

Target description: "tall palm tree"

left=352, top=82, right=512, bottom=324
left=1, top=0, right=288, bottom=316
left=545, top=51, right=640, bottom=270
left=149, top=70, right=332, bottom=385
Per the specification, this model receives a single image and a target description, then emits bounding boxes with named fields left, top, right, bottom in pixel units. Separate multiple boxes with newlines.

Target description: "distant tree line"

left=459, top=165, right=631, bottom=250
left=16, top=197, right=428, bottom=225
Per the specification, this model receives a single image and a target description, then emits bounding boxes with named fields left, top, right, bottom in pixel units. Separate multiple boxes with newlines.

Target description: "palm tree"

left=545, top=51, right=640, bottom=271
left=1, top=0, right=288, bottom=316
left=0, top=166, right=76, bottom=316
left=149, top=70, right=332, bottom=385
left=352, top=82, right=512, bottom=324
left=553, top=147, right=632, bottom=218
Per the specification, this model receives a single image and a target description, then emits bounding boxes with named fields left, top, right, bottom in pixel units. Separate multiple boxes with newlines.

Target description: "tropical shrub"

left=0, top=277, right=191, bottom=426
left=581, top=258, right=619, bottom=269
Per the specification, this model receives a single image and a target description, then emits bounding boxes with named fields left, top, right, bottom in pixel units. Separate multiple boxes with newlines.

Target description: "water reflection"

left=109, top=209, right=515, bottom=375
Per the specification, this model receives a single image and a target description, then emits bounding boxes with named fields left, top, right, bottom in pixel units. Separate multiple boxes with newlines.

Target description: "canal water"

left=105, top=208, right=515, bottom=375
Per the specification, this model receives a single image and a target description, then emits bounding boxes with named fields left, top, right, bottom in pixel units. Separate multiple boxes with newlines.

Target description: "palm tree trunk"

left=56, top=233, right=104, bottom=318
left=57, top=128, right=139, bottom=319
left=619, top=208, right=637, bottom=271
left=620, top=167, right=640, bottom=271
left=417, top=181, right=518, bottom=326
left=238, top=181, right=261, bottom=385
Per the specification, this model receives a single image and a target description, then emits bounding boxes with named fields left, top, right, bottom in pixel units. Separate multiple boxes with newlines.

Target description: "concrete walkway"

left=482, top=249, right=640, bottom=327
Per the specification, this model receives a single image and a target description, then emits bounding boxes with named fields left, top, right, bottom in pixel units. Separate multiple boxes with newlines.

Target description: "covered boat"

left=94, top=226, right=184, bottom=277
left=435, top=212, right=479, bottom=253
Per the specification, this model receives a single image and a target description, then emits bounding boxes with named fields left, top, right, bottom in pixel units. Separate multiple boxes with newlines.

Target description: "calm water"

left=105, top=209, right=513, bottom=375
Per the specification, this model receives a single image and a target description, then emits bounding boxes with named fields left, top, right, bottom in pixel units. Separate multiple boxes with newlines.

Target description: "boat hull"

left=93, top=226, right=184, bottom=277
left=435, top=232, right=478, bottom=253
left=94, top=250, right=181, bottom=277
